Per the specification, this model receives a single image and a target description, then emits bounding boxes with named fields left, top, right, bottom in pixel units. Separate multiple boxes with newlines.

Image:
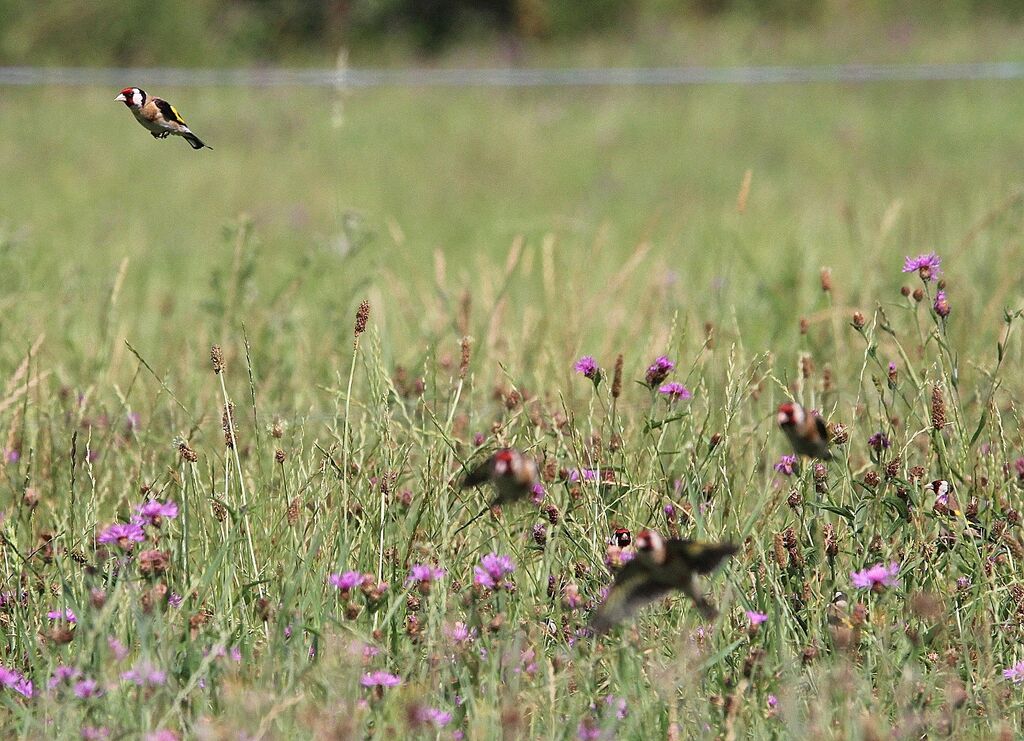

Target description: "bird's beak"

left=115, top=94, right=126, bottom=102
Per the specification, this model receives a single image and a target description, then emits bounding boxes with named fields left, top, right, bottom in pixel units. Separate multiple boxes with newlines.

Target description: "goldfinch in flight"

left=777, top=402, right=832, bottom=460
left=452, top=448, right=540, bottom=536
left=590, top=529, right=736, bottom=633
left=115, top=87, right=211, bottom=150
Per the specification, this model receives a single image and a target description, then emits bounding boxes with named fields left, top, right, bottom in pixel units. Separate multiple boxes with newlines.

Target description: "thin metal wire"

left=2, top=62, right=1024, bottom=88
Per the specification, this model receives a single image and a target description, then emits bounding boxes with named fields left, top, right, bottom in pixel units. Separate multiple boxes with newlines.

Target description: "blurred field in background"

left=2, top=4, right=1024, bottom=739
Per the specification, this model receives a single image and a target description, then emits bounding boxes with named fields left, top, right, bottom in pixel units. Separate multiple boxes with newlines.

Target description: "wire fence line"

left=2, top=62, right=1024, bottom=88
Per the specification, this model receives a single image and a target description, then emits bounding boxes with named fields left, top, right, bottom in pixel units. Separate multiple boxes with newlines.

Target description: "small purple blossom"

left=746, top=610, right=769, bottom=626
left=360, top=670, right=401, bottom=688
left=406, top=564, right=446, bottom=586
left=658, top=382, right=692, bottom=401
left=530, top=482, right=546, bottom=505
left=868, top=432, right=891, bottom=451
left=956, top=576, right=972, bottom=591
left=577, top=719, right=601, bottom=741
left=933, top=290, right=950, bottom=318
left=81, top=727, right=111, bottom=740
left=121, top=662, right=166, bottom=686
left=474, top=552, right=515, bottom=589
left=96, top=522, right=145, bottom=547
left=574, top=356, right=601, bottom=382
left=1003, top=660, right=1024, bottom=684
left=902, top=252, right=942, bottom=281
left=135, top=499, right=178, bottom=526
left=445, top=621, right=476, bottom=646
left=568, top=468, right=597, bottom=483
left=774, top=455, right=798, bottom=476
left=767, top=694, right=779, bottom=708
left=107, top=637, right=128, bottom=661
left=645, top=355, right=675, bottom=387
left=4, top=448, right=20, bottom=464
left=328, top=571, right=363, bottom=591
left=0, top=665, right=33, bottom=698
left=73, top=678, right=102, bottom=699
left=604, top=694, right=628, bottom=720
left=168, top=592, right=183, bottom=609
left=851, top=562, right=901, bottom=591
left=49, top=665, right=81, bottom=689
left=48, top=609, right=77, bottom=623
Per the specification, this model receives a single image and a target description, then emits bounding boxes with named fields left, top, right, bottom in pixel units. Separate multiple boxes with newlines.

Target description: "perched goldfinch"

left=590, top=529, right=736, bottom=633
left=777, top=402, right=832, bottom=460
left=115, top=87, right=211, bottom=150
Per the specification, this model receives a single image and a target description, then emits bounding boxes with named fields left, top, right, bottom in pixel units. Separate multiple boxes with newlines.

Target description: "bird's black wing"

left=153, top=98, right=187, bottom=125
left=590, top=561, right=670, bottom=634
left=461, top=459, right=492, bottom=488
left=814, top=416, right=833, bottom=459
left=667, top=540, right=738, bottom=574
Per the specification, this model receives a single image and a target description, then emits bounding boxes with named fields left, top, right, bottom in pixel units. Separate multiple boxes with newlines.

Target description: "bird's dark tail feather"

left=182, top=132, right=210, bottom=150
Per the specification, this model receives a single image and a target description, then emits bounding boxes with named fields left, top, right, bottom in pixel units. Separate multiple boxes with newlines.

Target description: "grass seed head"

left=210, top=345, right=225, bottom=374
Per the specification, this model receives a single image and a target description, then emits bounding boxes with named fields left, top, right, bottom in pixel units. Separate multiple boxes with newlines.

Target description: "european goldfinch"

left=777, top=402, right=832, bottom=460
left=590, top=529, right=736, bottom=633
left=115, top=87, right=211, bottom=150
left=453, top=448, right=539, bottom=536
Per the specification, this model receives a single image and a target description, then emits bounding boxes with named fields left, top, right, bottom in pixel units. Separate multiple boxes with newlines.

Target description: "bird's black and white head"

left=635, top=529, right=667, bottom=566
left=777, top=402, right=805, bottom=429
left=115, top=87, right=146, bottom=108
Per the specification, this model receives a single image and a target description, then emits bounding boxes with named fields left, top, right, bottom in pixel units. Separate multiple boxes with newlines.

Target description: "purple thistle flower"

left=81, top=727, right=111, bottom=740
left=445, top=621, right=476, bottom=645
left=902, top=252, right=942, bottom=281
left=73, top=678, right=102, bottom=699
left=168, top=592, right=183, bottom=609
left=604, top=694, right=629, bottom=720
left=96, top=522, right=145, bottom=547
left=0, top=665, right=33, bottom=698
left=406, top=564, right=446, bottom=586
left=574, top=356, right=601, bottom=382
left=48, top=609, right=77, bottom=623
left=328, top=571, right=363, bottom=591
left=577, top=719, right=602, bottom=741
left=422, top=708, right=452, bottom=727
left=360, top=670, right=401, bottom=688
left=767, top=694, right=779, bottom=708
left=645, top=356, right=675, bottom=387
left=851, top=562, right=901, bottom=591
left=529, top=482, right=546, bottom=505
left=1003, top=660, right=1024, bottom=684
left=49, top=665, right=81, bottom=689
left=135, top=499, right=179, bottom=526
left=474, top=552, right=515, bottom=589
left=120, top=662, right=166, bottom=686
left=933, top=290, right=950, bottom=318
left=568, top=468, right=597, bottom=483
left=107, top=637, right=128, bottom=661
left=746, top=610, right=769, bottom=626
left=658, top=382, right=692, bottom=401
left=4, top=449, right=20, bottom=464
left=868, top=432, right=891, bottom=451
left=774, top=455, right=798, bottom=476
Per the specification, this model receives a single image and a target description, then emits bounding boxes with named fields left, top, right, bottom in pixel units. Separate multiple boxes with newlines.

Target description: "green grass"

left=1, top=78, right=1024, bottom=738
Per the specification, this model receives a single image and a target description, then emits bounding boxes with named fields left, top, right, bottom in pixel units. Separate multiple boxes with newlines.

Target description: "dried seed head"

left=852, top=311, right=866, bottom=329
left=823, top=522, right=838, bottom=560
left=275, top=448, right=286, bottom=464
left=271, top=418, right=285, bottom=439
left=912, top=287, right=924, bottom=302
left=542, top=503, right=560, bottom=525
left=829, top=423, right=849, bottom=445
left=820, top=267, right=832, bottom=292
left=822, top=365, right=833, bottom=393
left=787, top=489, right=802, bottom=509
left=800, top=354, right=814, bottom=379
left=354, top=300, right=370, bottom=338
left=286, top=498, right=300, bottom=526
left=176, top=438, right=198, bottom=463
left=222, top=403, right=237, bottom=449
left=799, top=317, right=810, bottom=335
left=773, top=532, right=787, bottom=569
left=212, top=501, right=227, bottom=522
left=210, top=345, right=225, bottom=374
left=885, top=457, right=902, bottom=480
left=459, top=336, right=472, bottom=380
left=900, top=285, right=911, bottom=297
left=611, top=354, right=623, bottom=399
left=931, top=384, right=947, bottom=430
left=863, top=470, right=880, bottom=488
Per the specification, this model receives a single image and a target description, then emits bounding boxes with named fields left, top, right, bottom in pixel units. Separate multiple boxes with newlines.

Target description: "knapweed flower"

left=135, top=499, right=178, bottom=526
left=867, top=432, right=891, bottom=451
left=851, top=562, right=900, bottom=592
left=48, top=665, right=80, bottom=690
left=120, top=662, right=166, bottom=686
left=415, top=708, right=452, bottom=727
left=768, top=694, right=779, bottom=708
left=577, top=718, right=601, bottom=741
left=956, top=576, right=972, bottom=591
left=933, top=290, right=950, bottom=318
left=360, top=670, right=401, bottom=688
left=445, top=621, right=477, bottom=646
left=4, top=448, right=19, bottom=464
left=645, top=356, right=675, bottom=387
left=0, top=665, right=33, bottom=698
left=73, top=678, right=102, bottom=699
left=474, top=553, right=515, bottom=589
left=746, top=610, right=769, bottom=626
left=48, top=609, right=77, bottom=623
left=604, top=695, right=629, bottom=720
left=328, top=571, right=363, bottom=593
left=96, top=522, right=145, bottom=548
left=774, top=455, right=798, bottom=476
left=168, top=593, right=183, bottom=609
left=81, top=726, right=111, bottom=740
left=406, top=564, right=445, bottom=593
left=574, top=356, right=601, bottom=383
left=1003, top=660, right=1024, bottom=684
left=107, top=637, right=128, bottom=661
left=658, top=382, right=692, bottom=401
left=902, top=252, right=942, bottom=281
left=568, top=468, right=598, bottom=483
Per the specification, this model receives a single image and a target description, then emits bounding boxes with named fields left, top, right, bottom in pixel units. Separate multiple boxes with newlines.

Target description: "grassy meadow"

left=1, top=77, right=1024, bottom=738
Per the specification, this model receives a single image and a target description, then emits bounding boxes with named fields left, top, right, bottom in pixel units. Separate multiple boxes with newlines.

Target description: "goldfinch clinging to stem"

left=115, top=87, right=211, bottom=150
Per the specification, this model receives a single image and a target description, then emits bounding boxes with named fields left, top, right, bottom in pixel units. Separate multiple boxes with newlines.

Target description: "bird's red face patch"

left=493, top=449, right=514, bottom=475
left=777, top=402, right=798, bottom=426
left=635, top=530, right=654, bottom=552
left=613, top=528, right=632, bottom=548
